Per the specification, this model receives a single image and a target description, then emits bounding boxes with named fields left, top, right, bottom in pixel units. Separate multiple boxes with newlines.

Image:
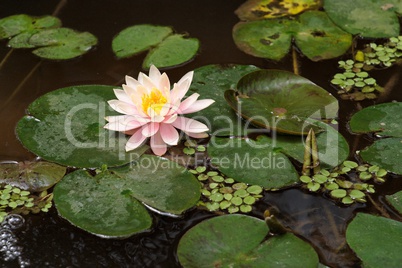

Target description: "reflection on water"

left=1, top=0, right=402, bottom=267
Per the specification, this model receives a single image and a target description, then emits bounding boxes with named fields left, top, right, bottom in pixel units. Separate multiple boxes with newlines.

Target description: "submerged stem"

left=311, top=129, right=320, bottom=175
left=302, top=129, right=312, bottom=176
left=366, top=194, right=390, bottom=218
left=292, top=46, right=300, bottom=75
left=0, top=49, right=14, bottom=71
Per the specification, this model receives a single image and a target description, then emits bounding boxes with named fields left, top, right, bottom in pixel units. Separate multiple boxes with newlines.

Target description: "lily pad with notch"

left=177, top=214, right=319, bottom=267
left=53, top=154, right=200, bottom=238
left=225, top=69, right=338, bottom=135
left=386, top=190, right=402, bottom=214
left=0, top=14, right=61, bottom=48
left=0, top=161, right=66, bottom=192
left=16, top=85, right=147, bottom=168
left=232, top=10, right=352, bottom=61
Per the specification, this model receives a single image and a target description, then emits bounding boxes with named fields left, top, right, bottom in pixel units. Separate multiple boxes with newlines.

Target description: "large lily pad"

left=112, top=24, right=172, bottom=59
left=186, top=64, right=260, bottom=136
left=386, top=190, right=402, bottom=214
left=177, top=214, right=319, bottom=267
left=235, top=0, right=322, bottom=20
left=54, top=155, right=200, bottom=237
left=324, top=0, right=402, bottom=38
left=16, top=85, right=147, bottom=168
left=0, top=14, right=61, bottom=48
left=346, top=213, right=402, bottom=267
left=350, top=102, right=402, bottom=137
left=208, top=135, right=299, bottom=189
left=0, top=161, right=66, bottom=192
left=29, top=28, right=98, bottom=60
left=142, top=34, right=199, bottom=69
left=275, top=120, right=349, bottom=169
left=233, top=10, right=352, bottom=61
left=359, top=138, right=402, bottom=175
left=225, top=69, right=338, bottom=135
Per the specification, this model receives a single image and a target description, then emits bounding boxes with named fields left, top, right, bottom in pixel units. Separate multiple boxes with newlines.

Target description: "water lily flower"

left=104, top=65, right=214, bottom=156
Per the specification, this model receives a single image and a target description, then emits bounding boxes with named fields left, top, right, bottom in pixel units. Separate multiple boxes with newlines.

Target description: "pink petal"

left=142, top=122, right=160, bottom=137
left=140, top=72, right=157, bottom=90
left=171, top=116, right=209, bottom=133
left=104, top=115, right=147, bottom=131
left=163, top=114, right=178, bottom=124
left=150, top=131, right=167, bottom=156
left=148, top=65, right=162, bottom=83
left=159, top=73, right=171, bottom=97
left=125, top=75, right=141, bottom=89
left=108, top=100, right=137, bottom=115
left=177, top=93, right=199, bottom=113
left=147, top=107, right=165, bottom=122
left=113, top=89, right=131, bottom=103
left=170, top=71, right=194, bottom=103
left=160, top=123, right=179, bottom=145
left=185, top=132, right=209, bottom=139
left=126, top=127, right=148, bottom=152
left=179, top=99, right=215, bottom=114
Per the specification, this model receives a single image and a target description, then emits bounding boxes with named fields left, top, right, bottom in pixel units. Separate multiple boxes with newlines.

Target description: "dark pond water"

left=1, top=0, right=402, bottom=267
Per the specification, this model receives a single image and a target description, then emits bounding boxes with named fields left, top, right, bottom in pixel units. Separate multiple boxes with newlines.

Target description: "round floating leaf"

left=346, top=213, right=402, bottom=267
left=350, top=102, right=402, bottom=137
left=186, top=64, right=260, bottom=136
left=177, top=214, right=319, bottom=267
left=28, top=28, right=97, bottom=60
left=111, top=155, right=201, bottom=215
left=208, top=135, right=299, bottom=189
left=324, top=0, right=402, bottom=38
left=112, top=24, right=172, bottom=58
left=0, top=14, right=61, bottom=48
left=294, top=11, right=353, bottom=61
left=359, top=138, right=402, bottom=175
left=53, top=169, right=153, bottom=238
left=386, top=190, right=402, bottom=214
left=225, top=69, right=338, bottom=135
left=275, top=120, right=349, bottom=168
left=142, top=34, right=199, bottom=69
left=235, top=0, right=322, bottom=20
left=232, top=11, right=352, bottom=61
left=54, top=155, right=200, bottom=237
left=16, top=85, right=147, bottom=168
left=0, top=161, right=65, bottom=192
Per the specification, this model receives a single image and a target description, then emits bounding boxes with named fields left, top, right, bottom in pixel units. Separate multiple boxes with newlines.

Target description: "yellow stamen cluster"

left=141, top=88, right=167, bottom=115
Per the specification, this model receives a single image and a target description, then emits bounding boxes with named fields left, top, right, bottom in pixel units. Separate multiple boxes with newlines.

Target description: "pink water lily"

left=104, top=65, right=214, bottom=156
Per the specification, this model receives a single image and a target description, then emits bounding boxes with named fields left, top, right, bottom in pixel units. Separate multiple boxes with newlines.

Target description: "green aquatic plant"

left=189, top=166, right=263, bottom=213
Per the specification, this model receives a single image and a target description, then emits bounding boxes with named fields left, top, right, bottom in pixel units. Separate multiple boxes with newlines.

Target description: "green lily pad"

left=232, top=11, right=352, bottom=61
left=54, top=155, right=200, bottom=237
left=53, top=169, right=152, bottom=238
left=386, top=190, right=402, bottom=214
left=112, top=24, right=172, bottom=59
left=187, top=64, right=260, bottom=136
left=177, top=214, right=319, bottom=267
left=235, top=0, right=322, bottom=20
left=208, top=135, right=298, bottom=189
left=359, top=138, right=402, bottom=175
left=324, top=0, right=402, bottom=38
left=142, top=34, right=199, bottom=69
left=350, top=102, right=402, bottom=137
left=0, top=161, right=66, bottom=192
left=275, top=120, right=349, bottom=168
left=28, top=28, right=98, bottom=60
left=346, top=213, right=402, bottom=267
left=0, top=14, right=61, bottom=48
left=16, top=85, right=147, bottom=168
left=225, top=69, right=338, bottom=135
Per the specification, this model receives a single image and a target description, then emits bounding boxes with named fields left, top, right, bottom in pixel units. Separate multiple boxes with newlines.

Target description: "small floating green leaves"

left=29, top=28, right=98, bottom=60
left=225, top=69, right=338, bottom=135
left=54, top=155, right=200, bottom=238
left=112, top=24, right=199, bottom=69
left=324, top=0, right=402, bottom=38
left=0, top=14, right=61, bottom=48
left=0, top=14, right=97, bottom=59
left=177, top=214, right=319, bottom=267
left=233, top=11, right=352, bottom=61
left=0, top=161, right=65, bottom=192
left=346, top=213, right=402, bottom=267
left=16, top=85, right=147, bottom=168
